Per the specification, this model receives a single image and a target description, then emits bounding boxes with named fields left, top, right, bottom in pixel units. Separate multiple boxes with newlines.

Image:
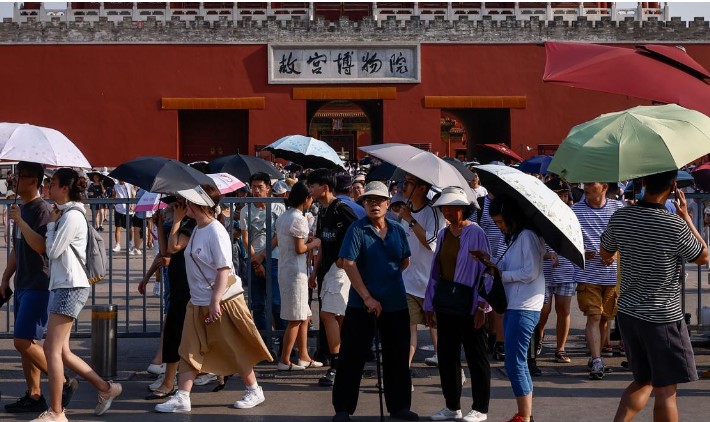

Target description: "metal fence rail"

left=0, top=197, right=293, bottom=349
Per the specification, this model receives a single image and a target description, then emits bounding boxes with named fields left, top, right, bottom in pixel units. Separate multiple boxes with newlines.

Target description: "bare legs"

left=14, top=338, right=48, bottom=399
left=614, top=381, right=678, bottom=422
left=280, top=318, right=314, bottom=365
left=44, top=313, right=111, bottom=413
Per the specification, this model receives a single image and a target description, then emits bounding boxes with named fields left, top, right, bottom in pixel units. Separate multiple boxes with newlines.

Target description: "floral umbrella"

left=0, top=123, right=91, bottom=168
left=475, top=164, right=585, bottom=268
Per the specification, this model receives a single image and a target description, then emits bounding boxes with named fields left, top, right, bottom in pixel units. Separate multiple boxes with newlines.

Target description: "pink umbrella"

left=134, top=192, right=167, bottom=213
left=207, top=172, right=246, bottom=194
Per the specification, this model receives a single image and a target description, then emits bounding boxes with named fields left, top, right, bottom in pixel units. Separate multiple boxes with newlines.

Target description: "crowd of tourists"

left=1, top=157, right=708, bottom=422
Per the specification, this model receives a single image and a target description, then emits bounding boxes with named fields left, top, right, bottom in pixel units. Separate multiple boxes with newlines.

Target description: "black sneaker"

left=493, top=342, right=505, bottom=361
left=590, top=358, right=605, bottom=380
left=319, top=368, right=336, bottom=387
left=5, top=391, right=48, bottom=413
left=61, top=378, right=79, bottom=408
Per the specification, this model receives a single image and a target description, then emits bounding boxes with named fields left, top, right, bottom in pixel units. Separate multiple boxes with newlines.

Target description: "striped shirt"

left=478, top=196, right=507, bottom=260
left=543, top=244, right=576, bottom=285
left=600, top=202, right=704, bottom=323
left=572, top=199, right=624, bottom=285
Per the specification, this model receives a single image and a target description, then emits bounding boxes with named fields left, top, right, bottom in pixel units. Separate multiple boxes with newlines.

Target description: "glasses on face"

left=364, top=197, right=388, bottom=206
left=251, top=184, right=267, bottom=192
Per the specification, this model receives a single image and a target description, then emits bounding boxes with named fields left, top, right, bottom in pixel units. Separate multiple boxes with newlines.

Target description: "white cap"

left=177, top=185, right=215, bottom=207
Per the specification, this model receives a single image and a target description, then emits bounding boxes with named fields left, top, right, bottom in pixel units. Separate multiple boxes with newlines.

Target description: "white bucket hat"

left=177, top=185, right=215, bottom=207
left=357, top=181, right=390, bottom=203
left=432, top=186, right=471, bottom=207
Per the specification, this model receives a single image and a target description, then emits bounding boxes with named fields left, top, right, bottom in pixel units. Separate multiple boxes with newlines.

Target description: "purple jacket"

left=424, top=224, right=493, bottom=315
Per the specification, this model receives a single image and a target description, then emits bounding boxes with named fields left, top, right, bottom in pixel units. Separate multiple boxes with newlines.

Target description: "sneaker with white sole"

left=30, top=410, right=68, bottom=422
left=462, top=410, right=488, bottom=422
left=233, top=386, right=265, bottom=409
left=277, top=362, right=305, bottom=371
left=193, top=373, right=218, bottom=386
left=95, top=381, right=122, bottom=416
left=112, top=244, right=121, bottom=253
left=155, top=391, right=191, bottom=413
left=147, top=363, right=166, bottom=375
left=424, top=354, right=439, bottom=367
left=430, top=407, right=462, bottom=421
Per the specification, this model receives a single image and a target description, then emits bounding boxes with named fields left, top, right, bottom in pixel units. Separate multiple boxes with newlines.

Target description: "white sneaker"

left=155, top=391, right=191, bottom=413
left=147, top=363, right=166, bottom=375
left=430, top=407, right=462, bottom=421
left=133, top=248, right=142, bottom=256
left=112, top=244, right=121, bottom=253
left=233, top=386, right=265, bottom=409
left=149, top=374, right=178, bottom=391
left=30, top=410, right=68, bottom=422
left=193, top=373, right=218, bottom=386
left=461, top=368, right=467, bottom=386
left=424, top=353, right=439, bottom=367
left=95, top=381, right=122, bottom=416
left=462, top=410, right=488, bottom=422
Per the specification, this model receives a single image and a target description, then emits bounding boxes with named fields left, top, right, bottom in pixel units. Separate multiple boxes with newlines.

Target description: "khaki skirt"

left=179, top=294, right=273, bottom=376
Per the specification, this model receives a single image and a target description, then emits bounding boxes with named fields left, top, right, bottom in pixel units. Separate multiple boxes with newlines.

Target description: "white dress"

left=275, top=207, right=312, bottom=321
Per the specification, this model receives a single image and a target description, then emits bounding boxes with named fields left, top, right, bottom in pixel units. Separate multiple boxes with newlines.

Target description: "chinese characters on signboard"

left=269, top=45, right=420, bottom=84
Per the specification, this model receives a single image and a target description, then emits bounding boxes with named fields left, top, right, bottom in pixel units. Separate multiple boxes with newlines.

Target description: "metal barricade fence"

left=2, top=194, right=708, bottom=339
left=0, top=196, right=295, bottom=348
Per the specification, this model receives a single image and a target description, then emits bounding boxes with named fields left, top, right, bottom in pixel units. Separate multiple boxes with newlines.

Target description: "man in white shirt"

left=398, top=174, right=446, bottom=368
left=112, top=180, right=135, bottom=253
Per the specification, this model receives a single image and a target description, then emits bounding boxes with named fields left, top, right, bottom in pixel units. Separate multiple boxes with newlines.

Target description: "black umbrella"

left=209, top=154, right=283, bottom=182
left=109, top=156, right=215, bottom=194
left=366, top=162, right=398, bottom=181
left=86, top=171, right=115, bottom=188
left=443, top=157, right=475, bottom=182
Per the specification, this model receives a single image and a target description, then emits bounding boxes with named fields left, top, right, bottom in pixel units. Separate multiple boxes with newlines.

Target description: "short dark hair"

left=249, top=172, right=271, bottom=186
left=306, top=169, right=336, bottom=192
left=17, top=161, right=45, bottom=189
left=286, top=182, right=310, bottom=208
left=643, top=170, right=678, bottom=196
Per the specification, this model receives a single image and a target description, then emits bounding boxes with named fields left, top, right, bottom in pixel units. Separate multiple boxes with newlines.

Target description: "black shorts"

left=618, top=312, right=698, bottom=387
left=131, top=216, right=145, bottom=237
left=114, top=211, right=130, bottom=229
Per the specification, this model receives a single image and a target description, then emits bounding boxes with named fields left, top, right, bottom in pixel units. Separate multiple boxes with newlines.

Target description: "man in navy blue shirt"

left=332, top=182, right=417, bottom=422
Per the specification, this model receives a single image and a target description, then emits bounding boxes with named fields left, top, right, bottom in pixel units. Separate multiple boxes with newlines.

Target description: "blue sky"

left=0, top=2, right=708, bottom=20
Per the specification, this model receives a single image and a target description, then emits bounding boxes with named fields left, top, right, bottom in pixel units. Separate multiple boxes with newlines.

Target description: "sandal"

left=555, top=349, right=571, bottom=363
left=145, top=388, right=176, bottom=400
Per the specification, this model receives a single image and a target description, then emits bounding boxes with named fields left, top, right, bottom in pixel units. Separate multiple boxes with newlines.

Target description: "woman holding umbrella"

left=482, top=196, right=545, bottom=422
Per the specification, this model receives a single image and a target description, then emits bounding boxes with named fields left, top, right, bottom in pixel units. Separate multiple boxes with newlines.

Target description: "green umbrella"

left=547, top=104, right=710, bottom=183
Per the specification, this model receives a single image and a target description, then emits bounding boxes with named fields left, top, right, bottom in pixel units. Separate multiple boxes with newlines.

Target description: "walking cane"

left=373, top=313, right=385, bottom=422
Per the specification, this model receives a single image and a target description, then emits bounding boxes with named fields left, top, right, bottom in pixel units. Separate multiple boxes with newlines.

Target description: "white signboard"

left=268, top=44, right=420, bottom=84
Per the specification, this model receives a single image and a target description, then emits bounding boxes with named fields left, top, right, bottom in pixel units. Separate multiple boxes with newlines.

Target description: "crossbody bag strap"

left=189, top=240, right=215, bottom=290
left=62, top=207, right=90, bottom=277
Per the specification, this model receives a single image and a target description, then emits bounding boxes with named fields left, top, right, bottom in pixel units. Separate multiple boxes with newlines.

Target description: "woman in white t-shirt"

left=155, top=184, right=272, bottom=414
left=39, top=168, right=122, bottom=422
left=485, top=196, right=545, bottom=422
left=275, top=182, right=322, bottom=371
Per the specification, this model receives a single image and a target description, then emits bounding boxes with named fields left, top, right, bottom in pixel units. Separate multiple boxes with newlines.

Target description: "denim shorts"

left=49, top=288, right=90, bottom=320
left=13, top=289, right=50, bottom=340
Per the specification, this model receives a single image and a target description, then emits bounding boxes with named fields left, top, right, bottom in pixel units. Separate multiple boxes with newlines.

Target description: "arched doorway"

left=306, top=100, right=382, bottom=162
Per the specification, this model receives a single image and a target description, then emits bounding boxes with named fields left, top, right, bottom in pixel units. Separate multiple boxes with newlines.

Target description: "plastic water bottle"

left=152, top=279, right=161, bottom=296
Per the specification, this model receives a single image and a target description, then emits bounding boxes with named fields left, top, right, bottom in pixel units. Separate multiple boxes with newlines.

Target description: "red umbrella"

left=543, top=42, right=710, bottom=117
left=478, top=143, right=523, bottom=162
left=691, top=163, right=710, bottom=192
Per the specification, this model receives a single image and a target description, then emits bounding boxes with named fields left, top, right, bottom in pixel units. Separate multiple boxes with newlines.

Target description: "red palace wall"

left=1, top=43, right=709, bottom=167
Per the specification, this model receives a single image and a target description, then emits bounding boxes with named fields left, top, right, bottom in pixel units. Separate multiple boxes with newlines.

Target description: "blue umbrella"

left=518, top=155, right=553, bottom=175
left=265, top=135, right=345, bottom=170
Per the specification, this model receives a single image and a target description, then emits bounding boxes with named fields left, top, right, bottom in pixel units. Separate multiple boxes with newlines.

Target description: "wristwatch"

left=409, top=219, right=418, bottom=228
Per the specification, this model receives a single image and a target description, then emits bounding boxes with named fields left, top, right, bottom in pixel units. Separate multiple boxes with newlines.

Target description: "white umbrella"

left=0, top=123, right=91, bottom=168
left=206, top=172, right=246, bottom=194
left=266, top=135, right=346, bottom=170
left=474, top=164, right=585, bottom=268
left=359, top=143, right=478, bottom=204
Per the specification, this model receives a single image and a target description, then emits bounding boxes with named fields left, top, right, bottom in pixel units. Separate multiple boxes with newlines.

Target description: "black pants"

left=333, top=307, right=411, bottom=415
left=436, top=312, right=491, bottom=413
